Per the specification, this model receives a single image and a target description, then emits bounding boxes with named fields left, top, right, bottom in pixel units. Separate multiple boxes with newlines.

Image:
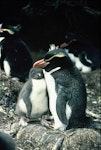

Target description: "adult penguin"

left=34, top=48, right=87, bottom=131
left=60, top=33, right=101, bottom=72
left=0, top=23, right=33, bottom=82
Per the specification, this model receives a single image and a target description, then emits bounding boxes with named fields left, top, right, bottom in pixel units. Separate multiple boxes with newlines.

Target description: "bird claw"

left=19, top=117, right=28, bottom=127
left=41, top=118, right=54, bottom=128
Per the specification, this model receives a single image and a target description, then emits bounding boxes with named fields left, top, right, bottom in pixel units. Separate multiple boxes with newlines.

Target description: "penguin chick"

left=0, top=131, right=16, bottom=150
left=15, top=67, right=49, bottom=126
left=34, top=48, right=87, bottom=131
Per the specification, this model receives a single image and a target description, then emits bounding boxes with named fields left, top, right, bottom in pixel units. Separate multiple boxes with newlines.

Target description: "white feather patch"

left=3, top=60, right=11, bottom=76
left=0, top=46, right=2, bottom=58
left=49, top=44, right=59, bottom=51
left=49, top=67, right=61, bottom=74
left=30, top=78, right=48, bottom=118
left=66, top=103, right=72, bottom=121
left=68, top=52, right=92, bottom=73
left=0, top=37, right=5, bottom=42
left=18, top=98, right=27, bottom=114
left=43, top=69, right=67, bottom=131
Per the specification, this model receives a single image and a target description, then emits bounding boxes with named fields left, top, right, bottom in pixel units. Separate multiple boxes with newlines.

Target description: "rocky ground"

left=0, top=68, right=101, bottom=150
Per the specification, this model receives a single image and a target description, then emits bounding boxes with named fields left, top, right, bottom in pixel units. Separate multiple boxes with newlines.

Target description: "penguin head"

left=60, top=33, right=82, bottom=57
left=29, top=67, right=44, bottom=79
left=44, top=48, right=67, bottom=61
left=33, top=48, right=73, bottom=70
left=0, top=23, right=21, bottom=38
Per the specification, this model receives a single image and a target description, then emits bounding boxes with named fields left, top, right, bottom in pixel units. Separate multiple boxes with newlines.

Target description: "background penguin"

left=34, top=48, right=87, bottom=131
left=0, top=131, right=16, bottom=150
left=60, top=33, right=101, bottom=73
left=15, top=67, right=49, bottom=126
left=0, top=23, right=33, bottom=82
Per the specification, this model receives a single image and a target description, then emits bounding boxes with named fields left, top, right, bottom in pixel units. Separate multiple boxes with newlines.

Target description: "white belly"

left=30, top=78, right=48, bottom=118
left=43, top=69, right=67, bottom=130
left=75, top=56, right=92, bottom=73
left=0, top=37, right=5, bottom=58
left=3, top=60, right=11, bottom=76
left=0, top=45, right=2, bottom=58
left=17, top=98, right=27, bottom=114
left=68, top=52, right=92, bottom=73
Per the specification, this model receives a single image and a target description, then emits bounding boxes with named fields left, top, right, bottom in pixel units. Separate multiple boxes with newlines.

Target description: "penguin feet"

left=53, top=120, right=67, bottom=131
left=54, top=124, right=67, bottom=131
left=19, top=117, right=28, bottom=127
left=42, top=121, right=67, bottom=131
left=41, top=118, right=67, bottom=131
left=41, top=118, right=54, bottom=128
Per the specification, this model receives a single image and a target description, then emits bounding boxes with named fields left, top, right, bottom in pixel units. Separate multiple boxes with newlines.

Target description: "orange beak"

left=60, top=42, right=68, bottom=48
left=33, top=59, right=50, bottom=68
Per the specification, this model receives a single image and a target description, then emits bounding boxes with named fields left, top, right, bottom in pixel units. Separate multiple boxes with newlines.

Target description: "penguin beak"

left=33, top=53, right=66, bottom=68
left=33, top=59, right=50, bottom=68
left=60, top=42, right=68, bottom=48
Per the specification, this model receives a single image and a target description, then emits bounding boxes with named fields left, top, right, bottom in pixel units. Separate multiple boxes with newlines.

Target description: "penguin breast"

left=43, top=70, right=57, bottom=116
left=30, top=78, right=48, bottom=118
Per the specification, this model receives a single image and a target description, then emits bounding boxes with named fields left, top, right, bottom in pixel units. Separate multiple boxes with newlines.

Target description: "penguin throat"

left=0, top=37, right=5, bottom=42
left=44, top=67, right=61, bottom=74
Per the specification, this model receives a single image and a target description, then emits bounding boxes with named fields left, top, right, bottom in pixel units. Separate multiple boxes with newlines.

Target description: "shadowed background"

left=0, top=0, right=100, bottom=54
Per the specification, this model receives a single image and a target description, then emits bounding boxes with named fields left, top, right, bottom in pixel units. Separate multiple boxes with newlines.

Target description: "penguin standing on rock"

left=15, top=67, right=49, bottom=126
left=33, top=48, right=87, bottom=131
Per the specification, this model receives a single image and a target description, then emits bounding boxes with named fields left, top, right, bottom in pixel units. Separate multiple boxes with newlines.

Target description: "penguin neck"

left=47, top=67, right=61, bottom=74
left=0, top=37, right=5, bottom=42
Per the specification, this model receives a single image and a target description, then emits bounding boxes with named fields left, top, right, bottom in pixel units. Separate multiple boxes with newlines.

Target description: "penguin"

left=49, top=43, right=92, bottom=73
left=0, top=23, right=33, bottom=82
left=65, top=49, right=93, bottom=73
left=33, top=48, right=87, bottom=131
left=60, top=33, right=101, bottom=72
left=0, top=131, right=16, bottom=150
left=15, top=67, right=49, bottom=126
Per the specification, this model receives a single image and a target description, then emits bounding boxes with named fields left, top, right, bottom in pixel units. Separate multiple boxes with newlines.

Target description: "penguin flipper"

left=56, top=85, right=72, bottom=125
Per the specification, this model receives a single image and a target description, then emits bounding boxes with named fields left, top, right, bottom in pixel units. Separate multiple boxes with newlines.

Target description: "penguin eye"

left=38, top=73, right=42, bottom=77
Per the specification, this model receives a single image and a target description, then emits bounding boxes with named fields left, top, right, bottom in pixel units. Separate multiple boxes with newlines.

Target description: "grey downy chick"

left=15, top=67, right=48, bottom=126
